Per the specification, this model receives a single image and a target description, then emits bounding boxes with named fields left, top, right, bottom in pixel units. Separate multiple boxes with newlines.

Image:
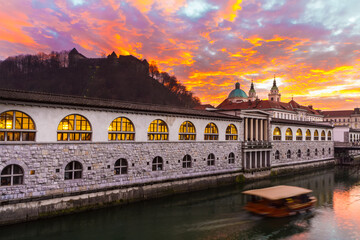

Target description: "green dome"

left=228, top=82, right=248, bottom=99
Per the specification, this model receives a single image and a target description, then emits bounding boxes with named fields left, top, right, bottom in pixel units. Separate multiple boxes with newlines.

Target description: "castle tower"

left=248, top=80, right=258, bottom=101
left=268, top=75, right=281, bottom=102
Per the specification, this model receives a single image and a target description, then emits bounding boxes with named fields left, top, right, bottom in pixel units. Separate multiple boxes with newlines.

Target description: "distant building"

left=323, top=108, right=360, bottom=129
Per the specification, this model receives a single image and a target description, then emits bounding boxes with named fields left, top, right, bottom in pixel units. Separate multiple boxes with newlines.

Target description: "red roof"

left=322, top=110, right=353, bottom=118
left=217, top=99, right=322, bottom=115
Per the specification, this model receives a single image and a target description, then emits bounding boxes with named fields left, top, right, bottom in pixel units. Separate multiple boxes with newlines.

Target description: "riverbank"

left=0, top=158, right=335, bottom=226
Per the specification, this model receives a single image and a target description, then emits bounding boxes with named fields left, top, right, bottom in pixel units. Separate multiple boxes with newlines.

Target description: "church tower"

left=248, top=80, right=258, bottom=101
left=268, top=75, right=281, bottom=102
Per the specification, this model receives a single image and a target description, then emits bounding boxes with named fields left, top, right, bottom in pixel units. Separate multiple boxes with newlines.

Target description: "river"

left=1, top=167, right=360, bottom=240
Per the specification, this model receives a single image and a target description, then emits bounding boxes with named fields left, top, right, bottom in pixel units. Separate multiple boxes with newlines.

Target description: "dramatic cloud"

left=1, top=0, right=360, bottom=110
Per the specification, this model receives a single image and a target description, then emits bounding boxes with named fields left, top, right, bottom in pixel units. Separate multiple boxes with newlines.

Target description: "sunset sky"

left=0, top=0, right=359, bottom=110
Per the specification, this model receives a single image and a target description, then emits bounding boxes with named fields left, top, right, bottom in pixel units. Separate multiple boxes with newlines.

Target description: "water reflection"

left=1, top=167, right=360, bottom=240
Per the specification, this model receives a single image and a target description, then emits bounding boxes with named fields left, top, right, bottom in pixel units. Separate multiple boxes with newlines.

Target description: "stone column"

left=244, top=118, right=248, bottom=141
left=250, top=119, right=253, bottom=141
left=255, top=119, right=258, bottom=141
left=249, top=151, right=252, bottom=169
left=260, top=119, right=263, bottom=141
left=264, top=120, right=268, bottom=141
left=259, top=151, right=263, bottom=168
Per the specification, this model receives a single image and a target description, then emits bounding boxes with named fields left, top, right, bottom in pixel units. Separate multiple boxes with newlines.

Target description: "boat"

left=242, top=185, right=317, bottom=218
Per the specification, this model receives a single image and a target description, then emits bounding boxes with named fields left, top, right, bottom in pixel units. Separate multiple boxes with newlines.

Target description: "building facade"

left=323, top=108, right=360, bottom=129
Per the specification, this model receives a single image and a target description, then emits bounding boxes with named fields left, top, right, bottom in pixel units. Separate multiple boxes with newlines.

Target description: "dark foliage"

left=0, top=50, right=200, bottom=108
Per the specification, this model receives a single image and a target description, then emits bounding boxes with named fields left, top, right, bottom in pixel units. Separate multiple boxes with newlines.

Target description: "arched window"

left=179, top=121, right=196, bottom=140
left=296, top=129, right=303, bottom=141
left=228, top=152, right=235, bottom=164
left=152, top=156, right=163, bottom=171
left=322, top=148, right=325, bottom=155
left=0, top=111, right=35, bottom=141
left=285, top=128, right=293, bottom=141
left=207, top=153, right=215, bottom=166
left=307, top=149, right=310, bottom=157
left=273, top=127, right=281, bottom=141
left=321, top=130, right=326, bottom=141
left=114, top=158, right=128, bottom=174
left=182, top=155, right=192, bottom=168
left=314, top=130, right=319, bottom=141
left=1, top=164, right=24, bottom=186
left=297, top=149, right=302, bottom=158
left=108, top=117, right=135, bottom=141
left=306, top=129, right=311, bottom=141
left=226, top=124, right=238, bottom=140
left=327, top=131, right=332, bottom=141
left=275, top=150, right=280, bottom=160
left=329, top=148, right=331, bottom=155
left=287, top=150, right=291, bottom=159
left=64, top=161, right=82, bottom=180
left=148, top=119, right=168, bottom=141
left=315, top=148, right=318, bottom=156
left=57, top=114, right=91, bottom=141
left=204, top=123, right=218, bottom=140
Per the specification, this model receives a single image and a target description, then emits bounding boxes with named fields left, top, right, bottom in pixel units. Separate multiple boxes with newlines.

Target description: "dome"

left=228, top=82, right=248, bottom=99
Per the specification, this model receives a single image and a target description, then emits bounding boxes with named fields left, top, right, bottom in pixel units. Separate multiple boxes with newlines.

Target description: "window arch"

left=322, top=148, right=325, bottom=155
left=307, top=149, right=310, bottom=157
left=329, top=148, right=331, bottom=155
left=275, top=150, right=280, bottom=160
left=1, top=164, right=24, bottom=186
left=296, top=129, right=303, bottom=141
left=314, top=130, right=319, bottom=141
left=64, top=161, right=82, bottom=180
left=273, top=127, right=281, bottom=141
left=152, top=156, right=163, bottom=171
left=287, top=150, right=291, bottom=159
left=207, top=153, right=215, bottom=166
left=315, top=148, right=318, bottom=156
left=108, top=117, right=135, bottom=141
left=57, top=114, right=91, bottom=141
left=285, top=128, right=293, bottom=141
left=327, top=131, right=332, bottom=141
left=182, top=155, right=192, bottom=168
left=228, top=152, right=235, bottom=164
left=226, top=124, right=238, bottom=140
left=204, top=123, right=218, bottom=140
left=148, top=119, right=168, bottom=141
left=179, top=121, right=196, bottom=140
left=115, top=158, right=128, bottom=174
left=0, top=110, right=35, bottom=141
left=306, top=129, right=311, bottom=141
left=297, top=149, right=302, bottom=158
left=321, top=130, right=326, bottom=141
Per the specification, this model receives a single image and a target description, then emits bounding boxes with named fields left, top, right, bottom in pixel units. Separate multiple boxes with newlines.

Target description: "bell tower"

left=268, top=75, right=281, bottom=102
left=248, top=80, right=258, bottom=101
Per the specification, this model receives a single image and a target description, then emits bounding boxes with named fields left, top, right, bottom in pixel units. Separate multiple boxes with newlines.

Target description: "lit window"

left=321, top=130, right=326, bottom=141
left=0, top=111, right=35, bottom=141
left=273, top=127, right=281, bottom=141
left=108, top=117, right=135, bottom=141
left=296, top=129, right=303, bottom=141
left=226, top=124, right=238, bottom=140
left=57, top=114, right=92, bottom=141
left=114, top=159, right=128, bottom=174
left=275, top=150, right=280, bottom=160
left=152, top=156, right=163, bottom=171
left=148, top=119, right=168, bottom=141
left=297, top=149, right=302, bottom=158
left=328, top=131, right=331, bottom=141
left=64, top=161, right=82, bottom=180
left=207, top=153, right=215, bottom=166
left=287, top=150, right=291, bottom=159
left=285, top=128, right=293, bottom=141
left=228, top=152, right=235, bottom=164
left=204, top=123, right=218, bottom=140
left=306, top=129, right=311, bottom=141
left=314, top=130, right=319, bottom=141
left=182, top=155, right=192, bottom=168
left=179, top=121, right=196, bottom=140
left=1, top=164, right=24, bottom=186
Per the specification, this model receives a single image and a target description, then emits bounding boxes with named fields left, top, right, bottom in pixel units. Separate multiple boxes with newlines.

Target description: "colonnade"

left=243, top=150, right=271, bottom=169
left=244, top=118, right=269, bottom=141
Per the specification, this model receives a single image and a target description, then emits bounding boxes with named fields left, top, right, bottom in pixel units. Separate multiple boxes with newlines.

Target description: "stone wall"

left=271, top=141, right=334, bottom=166
left=0, top=142, right=241, bottom=202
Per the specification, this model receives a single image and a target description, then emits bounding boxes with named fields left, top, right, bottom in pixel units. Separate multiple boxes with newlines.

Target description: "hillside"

left=0, top=49, right=200, bottom=107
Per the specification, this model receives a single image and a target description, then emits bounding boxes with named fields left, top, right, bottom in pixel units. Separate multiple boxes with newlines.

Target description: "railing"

left=242, top=140, right=272, bottom=149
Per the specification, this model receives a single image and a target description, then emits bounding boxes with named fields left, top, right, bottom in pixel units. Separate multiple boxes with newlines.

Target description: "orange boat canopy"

left=242, top=185, right=313, bottom=201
